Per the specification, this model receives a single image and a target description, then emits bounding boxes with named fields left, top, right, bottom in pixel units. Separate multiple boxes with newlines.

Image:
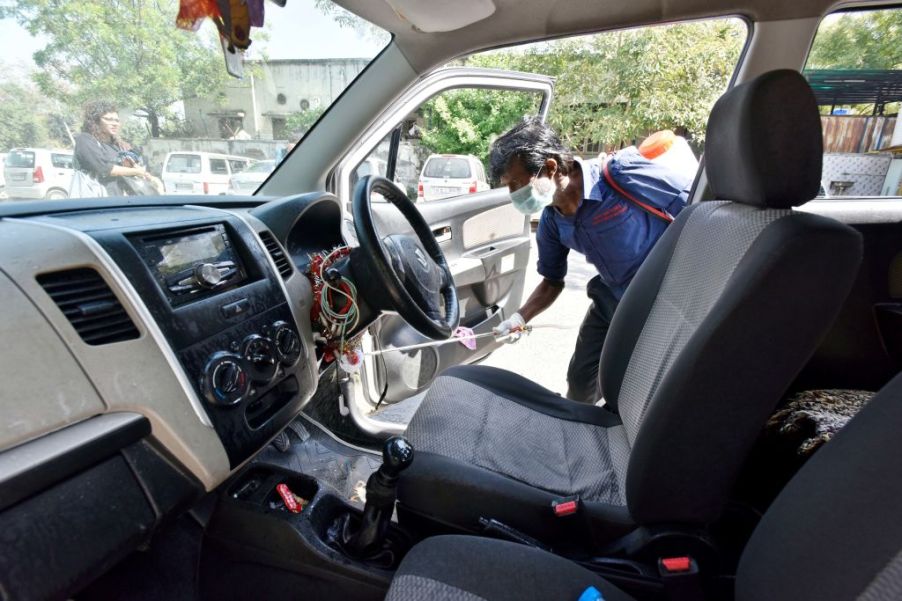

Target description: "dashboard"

left=0, top=193, right=347, bottom=598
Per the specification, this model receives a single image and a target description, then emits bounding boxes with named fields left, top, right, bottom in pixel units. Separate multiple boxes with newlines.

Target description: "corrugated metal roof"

left=805, top=70, right=902, bottom=110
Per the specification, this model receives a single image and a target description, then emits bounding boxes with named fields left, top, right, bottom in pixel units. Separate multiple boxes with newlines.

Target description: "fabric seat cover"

left=386, top=371, right=902, bottom=601
left=399, top=69, right=863, bottom=541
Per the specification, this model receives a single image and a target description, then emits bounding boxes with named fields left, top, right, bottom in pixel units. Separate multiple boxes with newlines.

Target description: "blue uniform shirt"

left=536, top=152, right=692, bottom=299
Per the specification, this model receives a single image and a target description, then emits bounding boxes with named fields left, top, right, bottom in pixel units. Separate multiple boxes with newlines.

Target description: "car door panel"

left=338, top=68, right=552, bottom=408
left=366, top=188, right=530, bottom=404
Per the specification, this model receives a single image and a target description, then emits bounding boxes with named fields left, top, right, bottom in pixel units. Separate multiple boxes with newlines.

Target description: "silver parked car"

left=3, top=148, right=74, bottom=200
left=417, top=154, right=489, bottom=201
left=228, top=159, right=275, bottom=194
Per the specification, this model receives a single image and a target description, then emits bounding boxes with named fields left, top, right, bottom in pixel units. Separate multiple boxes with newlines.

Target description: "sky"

left=0, top=0, right=386, bottom=72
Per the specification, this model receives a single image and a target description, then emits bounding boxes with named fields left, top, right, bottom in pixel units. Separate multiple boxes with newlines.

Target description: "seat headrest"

left=705, top=69, right=823, bottom=209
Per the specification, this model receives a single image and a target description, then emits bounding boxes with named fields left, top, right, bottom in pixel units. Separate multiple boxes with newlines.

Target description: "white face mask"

left=509, top=169, right=556, bottom=215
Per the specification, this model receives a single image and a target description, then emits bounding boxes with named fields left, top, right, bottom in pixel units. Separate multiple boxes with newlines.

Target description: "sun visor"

left=385, top=0, right=496, bottom=32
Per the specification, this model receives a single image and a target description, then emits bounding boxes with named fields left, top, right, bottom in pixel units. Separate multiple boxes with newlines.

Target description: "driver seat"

left=397, top=70, right=863, bottom=547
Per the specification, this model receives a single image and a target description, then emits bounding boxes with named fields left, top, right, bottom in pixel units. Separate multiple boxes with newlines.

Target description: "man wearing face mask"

left=490, top=117, right=693, bottom=404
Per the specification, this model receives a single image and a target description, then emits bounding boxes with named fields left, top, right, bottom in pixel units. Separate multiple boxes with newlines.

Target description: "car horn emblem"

left=414, top=248, right=429, bottom=269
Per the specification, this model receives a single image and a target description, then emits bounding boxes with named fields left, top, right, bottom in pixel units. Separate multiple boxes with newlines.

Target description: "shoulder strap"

left=602, top=160, right=673, bottom=223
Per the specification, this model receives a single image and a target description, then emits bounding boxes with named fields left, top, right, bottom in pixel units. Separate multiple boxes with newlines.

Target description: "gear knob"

left=381, top=436, right=414, bottom=477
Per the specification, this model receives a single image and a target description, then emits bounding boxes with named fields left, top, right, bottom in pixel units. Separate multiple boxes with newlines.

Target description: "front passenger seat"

left=397, top=70, right=863, bottom=546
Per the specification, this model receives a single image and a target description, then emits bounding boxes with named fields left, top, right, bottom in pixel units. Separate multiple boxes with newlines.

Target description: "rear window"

left=7, top=150, right=35, bottom=168
left=210, top=158, right=228, bottom=175
left=51, top=154, right=73, bottom=169
left=166, top=154, right=202, bottom=174
left=424, top=157, right=471, bottom=179
left=228, top=159, right=248, bottom=173
left=246, top=161, right=275, bottom=173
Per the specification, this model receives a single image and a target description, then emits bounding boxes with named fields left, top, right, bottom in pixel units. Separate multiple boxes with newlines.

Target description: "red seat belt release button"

left=552, top=496, right=580, bottom=517
left=661, top=557, right=692, bottom=573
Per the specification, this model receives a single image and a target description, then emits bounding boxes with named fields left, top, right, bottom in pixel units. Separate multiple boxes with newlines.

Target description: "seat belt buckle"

left=551, top=495, right=581, bottom=517
left=657, top=556, right=703, bottom=601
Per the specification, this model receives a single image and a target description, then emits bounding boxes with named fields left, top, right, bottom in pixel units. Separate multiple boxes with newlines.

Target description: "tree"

left=808, top=10, right=902, bottom=70
left=0, top=81, right=49, bottom=149
left=313, top=0, right=389, bottom=43
left=286, top=107, right=326, bottom=137
left=465, top=19, right=745, bottom=152
left=0, top=78, right=77, bottom=149
left=3, top=0, right=230, bottom=137
left=417, top=89, right=541, bottom=166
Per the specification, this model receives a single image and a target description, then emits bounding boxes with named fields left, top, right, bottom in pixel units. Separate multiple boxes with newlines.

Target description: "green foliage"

left=286, top=107, right=326, bottom=137
left=464, top=19, right=746, bottom=151
left=0, top=80, right=76, bottom=149
left=808, top=10, right=902, bottom=70
left=0, top=81, right=48, bottom=149
left=418, top=89, right=541, bottom=165
left=4, top=0, right=230, bottom=137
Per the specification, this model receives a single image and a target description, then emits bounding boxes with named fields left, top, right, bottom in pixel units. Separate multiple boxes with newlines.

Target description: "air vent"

left=37, top=268, right=140, bottom=346
left=258, top=230, right=293, bottom=279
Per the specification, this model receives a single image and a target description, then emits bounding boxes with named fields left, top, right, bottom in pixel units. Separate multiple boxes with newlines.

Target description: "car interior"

left=1, top=0, right=901, bottom=600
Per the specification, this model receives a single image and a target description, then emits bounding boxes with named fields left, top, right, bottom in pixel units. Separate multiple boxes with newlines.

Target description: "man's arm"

left=519, top=277, right=564, bottom=322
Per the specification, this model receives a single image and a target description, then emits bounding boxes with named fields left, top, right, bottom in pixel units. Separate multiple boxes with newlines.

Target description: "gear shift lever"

left=339, top=436, right=414, bottom=558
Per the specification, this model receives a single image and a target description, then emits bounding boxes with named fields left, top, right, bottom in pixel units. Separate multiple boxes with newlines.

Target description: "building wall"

left=822, top=153, right=893, bottom=196
left=184, top=58, right=369, bottom=140
left=820, top=115, right=897, bottom=154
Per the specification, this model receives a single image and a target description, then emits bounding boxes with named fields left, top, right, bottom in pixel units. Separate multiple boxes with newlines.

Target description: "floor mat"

left=253, top=414, right=382, bottom=509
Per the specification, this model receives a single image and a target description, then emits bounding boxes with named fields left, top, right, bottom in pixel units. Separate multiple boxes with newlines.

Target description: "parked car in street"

left=161, top=151, right=253, bottom=195
left=228, top=159, right=276, bottom=194
left=3, top=148, right=73, bottom=200
left=417, top=153, right=489, bottom=201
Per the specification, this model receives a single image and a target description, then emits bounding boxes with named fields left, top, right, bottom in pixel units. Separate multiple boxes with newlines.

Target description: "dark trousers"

left=566, top=276, right=620, bottom=404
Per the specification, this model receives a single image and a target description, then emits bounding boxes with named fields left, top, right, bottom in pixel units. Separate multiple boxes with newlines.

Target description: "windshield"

left=424, top=157, right=471, bottom=179
left=246, top=160, right=276, bottom=173
left=0, top=0, right=389, bottom=201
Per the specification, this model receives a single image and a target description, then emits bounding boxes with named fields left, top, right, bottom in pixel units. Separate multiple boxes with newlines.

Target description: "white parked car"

left=162, top=151, right=253, bottom=195
left=3, top=148, right=74, bottom=200
left=228, top=159, right=276, bottom=194
left=417, top=154, right=489, bottom=201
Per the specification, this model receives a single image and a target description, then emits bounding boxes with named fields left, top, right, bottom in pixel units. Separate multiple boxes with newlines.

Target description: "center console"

left=62, top=207, right=317, bottom=467
left=198, top=438, right=415, bottom=600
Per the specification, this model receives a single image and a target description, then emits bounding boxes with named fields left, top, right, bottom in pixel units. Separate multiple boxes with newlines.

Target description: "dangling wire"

left=317, top=248, right=360, bottom=354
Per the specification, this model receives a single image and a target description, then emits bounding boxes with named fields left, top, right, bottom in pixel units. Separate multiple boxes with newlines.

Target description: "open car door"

left=335, top=67, right=554, bottom=414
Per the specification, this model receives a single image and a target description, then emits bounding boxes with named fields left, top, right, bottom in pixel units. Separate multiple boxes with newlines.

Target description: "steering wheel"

left=351, top=175, right=459, bottom=340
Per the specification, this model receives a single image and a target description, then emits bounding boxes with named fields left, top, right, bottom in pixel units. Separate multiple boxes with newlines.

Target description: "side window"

left=353, top=87, right=544, bottom=202
left=805, top=9, right=902, bottom=198
left=51, top=154, right=73, bottom=169
left=209, top=158, right=228, bottom=175
left=228, top=159, right=248, bottom=173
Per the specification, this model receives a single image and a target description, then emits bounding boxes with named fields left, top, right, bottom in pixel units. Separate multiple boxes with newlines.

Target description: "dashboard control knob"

left=194, top=262, right=223, bottom=289
left=202, top=352, right=249, bottom=406
left=241, top=334, right=279, bottom=383
left=272, top=321, right=302, bottom=367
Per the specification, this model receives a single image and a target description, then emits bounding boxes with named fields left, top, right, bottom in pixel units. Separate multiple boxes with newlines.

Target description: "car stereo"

left=131, top=224, right=248, bottom=305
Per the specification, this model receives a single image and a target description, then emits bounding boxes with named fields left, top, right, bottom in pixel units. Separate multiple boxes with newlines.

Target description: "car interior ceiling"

left=1, top=0, right=902, bottom=600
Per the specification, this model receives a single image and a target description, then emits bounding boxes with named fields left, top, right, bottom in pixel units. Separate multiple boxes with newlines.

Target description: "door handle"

left=433, top=226, right=452, bottom=243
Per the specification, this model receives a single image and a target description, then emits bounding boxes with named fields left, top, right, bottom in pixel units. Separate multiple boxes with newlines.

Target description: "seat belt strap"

left=602, top=160, right=674, bottom=223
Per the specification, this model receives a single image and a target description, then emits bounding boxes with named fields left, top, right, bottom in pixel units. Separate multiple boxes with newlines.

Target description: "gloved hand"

left=493, top=312, right=526, bottom=343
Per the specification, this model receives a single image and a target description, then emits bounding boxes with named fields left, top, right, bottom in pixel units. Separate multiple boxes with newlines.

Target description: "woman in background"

left=73, top=100, right=161, bottom=196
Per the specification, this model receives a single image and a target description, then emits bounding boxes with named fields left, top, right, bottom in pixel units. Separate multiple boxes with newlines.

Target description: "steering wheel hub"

left=350, top=176, right=460, bottom=340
